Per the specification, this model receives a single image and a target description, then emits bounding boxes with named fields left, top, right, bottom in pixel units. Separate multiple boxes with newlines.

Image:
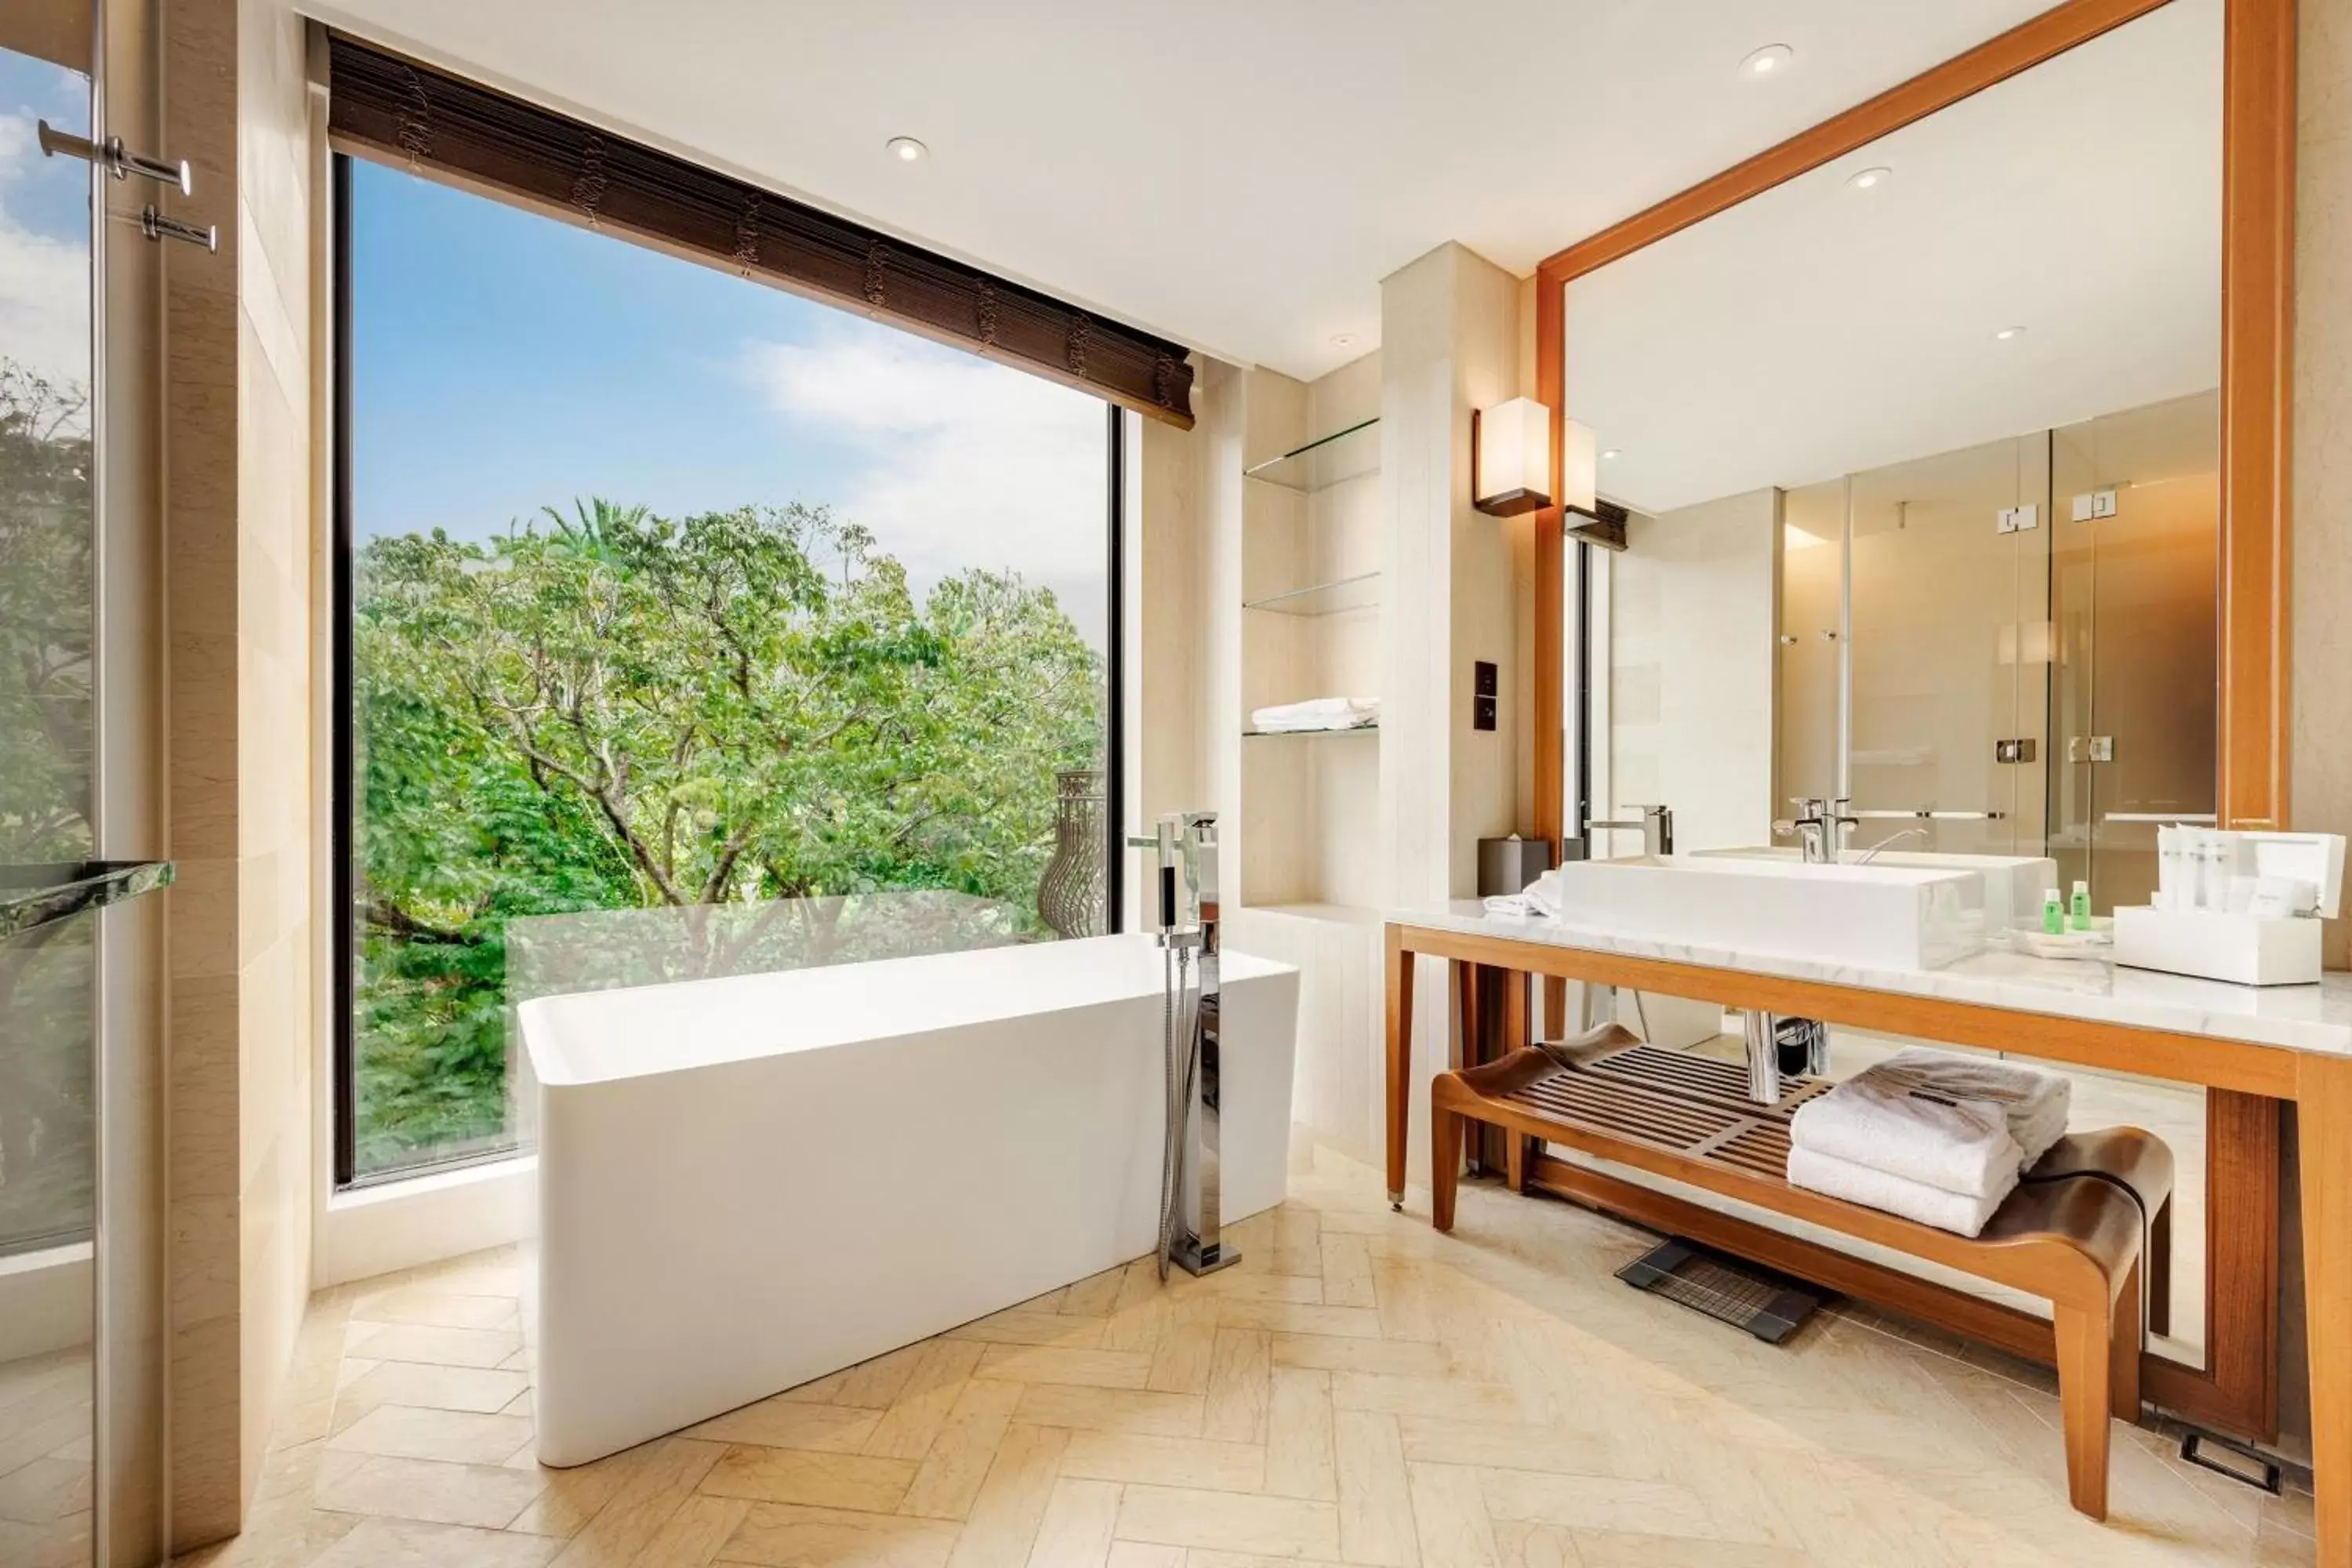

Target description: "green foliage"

left=354, top=498, right=1104, bottom=1172
left=0, top=362, right=93, bottom=865
left=0, top=361, right=96, bottom=1250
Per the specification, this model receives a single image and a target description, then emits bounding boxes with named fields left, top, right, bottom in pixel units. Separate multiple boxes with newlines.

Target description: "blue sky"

left=347, top=158, right=1111, bottom=646
left=0, top=44, right=1109, bottom=649
left=0, top=51, right=94, bottom=410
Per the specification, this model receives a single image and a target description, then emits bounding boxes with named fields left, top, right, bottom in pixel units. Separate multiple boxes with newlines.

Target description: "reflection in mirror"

left=0, top=35, right=98, bottom=1568
left=1557, top=0, right=2220, bottom=1366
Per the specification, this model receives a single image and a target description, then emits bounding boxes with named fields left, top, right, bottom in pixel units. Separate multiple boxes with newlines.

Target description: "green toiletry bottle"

left=2042, top=888, right=2065, bottom=935
left=2070, top=880, right=2092, bottom=931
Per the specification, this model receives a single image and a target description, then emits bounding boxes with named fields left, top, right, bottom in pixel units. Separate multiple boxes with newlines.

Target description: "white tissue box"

left=2112, top=905, right=2322, bottom=986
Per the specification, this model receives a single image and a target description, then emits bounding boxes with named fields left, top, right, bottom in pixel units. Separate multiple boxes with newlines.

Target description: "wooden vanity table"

left=1384, top=906, right=2352, bottom=1563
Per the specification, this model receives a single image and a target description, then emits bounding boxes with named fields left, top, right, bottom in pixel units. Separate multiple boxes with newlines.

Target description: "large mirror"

left=1558, top=0, right=2220, bottom=1366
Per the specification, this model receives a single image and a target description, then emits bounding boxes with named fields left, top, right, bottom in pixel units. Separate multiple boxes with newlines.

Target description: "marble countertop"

left=1396, top=900, right=2352, bottom=1059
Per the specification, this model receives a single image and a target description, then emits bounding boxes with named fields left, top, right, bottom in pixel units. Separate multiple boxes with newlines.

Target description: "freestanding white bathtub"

left=517, top=932, right=1299, bottom=1467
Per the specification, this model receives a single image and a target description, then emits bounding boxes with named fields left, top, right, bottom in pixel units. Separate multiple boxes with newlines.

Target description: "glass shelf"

left=2, top=860, right=176, bottom=942
left=1243, top=572, right=1381, bottom=618
left=1243, top=417, right=1379, bottom=492
left=1242, top=723, right=1380, bottom=739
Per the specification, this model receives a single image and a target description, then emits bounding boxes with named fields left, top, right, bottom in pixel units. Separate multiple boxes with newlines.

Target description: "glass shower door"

left=1780, top=433, right=2053, bottom=856
left=2049, top=393, right=2220, bottom=912
left=0, top=27, right=100, bottom=1568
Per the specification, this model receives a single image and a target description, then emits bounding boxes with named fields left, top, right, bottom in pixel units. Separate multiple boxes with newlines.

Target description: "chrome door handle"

left=38, top=120, right=192, bottom=194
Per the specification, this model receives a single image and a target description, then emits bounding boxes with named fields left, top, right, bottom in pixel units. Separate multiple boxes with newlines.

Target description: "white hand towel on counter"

left=1484, top=869, right=1565, bottom=920
left=1788, top=1076, right=2023, bottom=1198
left=1787, top=1145, right=2019, bottom=1238
left=1865, top=1047, right=2071, bottom=1167
left=1249, top=696, right=1379, bottom=733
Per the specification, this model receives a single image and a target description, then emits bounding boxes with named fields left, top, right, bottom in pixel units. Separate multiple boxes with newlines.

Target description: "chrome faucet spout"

left=1585, top=803, right=1675, bottom=858
left=1853, top=826, right=1931, bottom=865
left=1779, top=797, right=1858, bottom=863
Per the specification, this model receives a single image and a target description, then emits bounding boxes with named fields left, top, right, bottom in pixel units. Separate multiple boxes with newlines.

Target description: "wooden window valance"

left=326, top=34, right=1196, bottom=427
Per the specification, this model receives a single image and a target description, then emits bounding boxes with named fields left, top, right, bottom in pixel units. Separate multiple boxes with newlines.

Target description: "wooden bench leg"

left=1506, top=1131, right=1529, bottom=1193
left=2111, top=1259, right=2144, bottom=1423
left=1432, top=1096, right=1463, bottom=1233
left=2053, top=1299, right=2114, bottom=1521
left=2147, top=1196, right=2172, bottom=1338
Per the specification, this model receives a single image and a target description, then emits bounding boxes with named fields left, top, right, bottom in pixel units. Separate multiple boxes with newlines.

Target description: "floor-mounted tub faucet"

left=1127, top=813, right=1236, bottom=1277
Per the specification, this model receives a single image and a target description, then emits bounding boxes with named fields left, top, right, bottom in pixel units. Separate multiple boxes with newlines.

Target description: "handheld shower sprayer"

left=1127, top=812, right=1236, bottom=1278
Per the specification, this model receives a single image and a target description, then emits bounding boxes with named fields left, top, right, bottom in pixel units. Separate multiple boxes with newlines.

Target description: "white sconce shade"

left=1472, top=397, right=1553, bottom=517
left=1562, top=417, right=1599, bottom=514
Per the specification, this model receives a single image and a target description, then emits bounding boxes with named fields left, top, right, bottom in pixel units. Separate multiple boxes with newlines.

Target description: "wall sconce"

left=1472, top=397, right=1552, bottom=517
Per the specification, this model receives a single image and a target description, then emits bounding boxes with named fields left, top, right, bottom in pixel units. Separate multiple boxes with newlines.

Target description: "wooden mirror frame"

left=1526, top=0, right=2296, bottom=1439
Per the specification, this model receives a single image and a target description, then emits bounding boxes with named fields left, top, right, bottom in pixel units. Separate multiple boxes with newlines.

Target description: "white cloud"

left=0, top=111, right=93, bottom=406
left=741, top=326, right=1109, bottom=644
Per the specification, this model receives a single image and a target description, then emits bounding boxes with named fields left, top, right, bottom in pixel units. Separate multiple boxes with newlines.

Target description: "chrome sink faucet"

left=1775, top=797, right=1858, bottom=863
left=1774, top=798, right=2006, bottom=862
left=1585, top=804, right=1674, bottom=858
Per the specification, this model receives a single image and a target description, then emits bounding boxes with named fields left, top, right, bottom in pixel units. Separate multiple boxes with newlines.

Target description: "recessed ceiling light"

left=1994, top=325, right=2027, bottom=341
left=1740, top=44, right=1794, bottom=79
left=1331, top=333, right=1358, bottom=348
left=1846, top=165, right=1892, bottom=191
left=886, top=136, right=928, bottom=162
left=1601, top=448, right=1623, bottom=461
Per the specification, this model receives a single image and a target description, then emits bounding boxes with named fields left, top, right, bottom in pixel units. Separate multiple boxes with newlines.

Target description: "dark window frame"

left=329, top=151, right=1128, bottom=1190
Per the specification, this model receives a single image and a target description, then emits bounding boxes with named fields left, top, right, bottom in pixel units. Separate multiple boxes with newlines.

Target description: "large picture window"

left=336, top=154, right=1120, bottom=1183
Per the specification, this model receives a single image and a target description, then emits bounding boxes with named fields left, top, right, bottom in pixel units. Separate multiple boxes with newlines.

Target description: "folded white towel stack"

left=1483, top=868, right=1564, bottom=919
left=1785, top=1047, right=2069, bottom=1238
left=1249, top=696, right=1379, bottom=733
left=1785, top=1147, right=2016, bottom=1238
left=1864, top=1047, right=2071, bottom=1167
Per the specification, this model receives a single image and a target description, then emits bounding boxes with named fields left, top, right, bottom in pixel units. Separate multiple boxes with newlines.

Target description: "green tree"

left=353, top=498, right=1102, bottom=1168
left=0, top=359, right=96, bottom=1247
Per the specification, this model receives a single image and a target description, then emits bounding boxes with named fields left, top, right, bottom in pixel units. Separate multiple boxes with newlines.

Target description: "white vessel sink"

left=1548, top=854, right=1987, bottom=970
left=1692, top=846, right=2057, bottom=931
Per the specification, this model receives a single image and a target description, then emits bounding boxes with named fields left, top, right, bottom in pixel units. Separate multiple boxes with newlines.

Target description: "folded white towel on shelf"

left=1250, top=696, right=1379, bottom=733
left=1864, top=1047, right=2071, bottom=1167
left=1788, top=1075, right=2023, bottom=1198
left=1523, top=869, right=1562, bottom=917
left=1483, top=867, right=1563, bottom=920
left=1786, top=1145, right=2018, bottom=1238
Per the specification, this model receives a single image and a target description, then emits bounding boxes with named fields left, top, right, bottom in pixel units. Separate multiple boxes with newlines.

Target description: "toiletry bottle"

left=2042, top=887, right=2064, bottom=935
left=2069, top=880, right=2091, bottom=931
left=2155, top=825, right=2180, bottom=910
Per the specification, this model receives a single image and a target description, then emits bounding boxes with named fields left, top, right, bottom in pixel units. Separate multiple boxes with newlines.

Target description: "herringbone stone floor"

left=180, top=1146, right=2313, bottom=1567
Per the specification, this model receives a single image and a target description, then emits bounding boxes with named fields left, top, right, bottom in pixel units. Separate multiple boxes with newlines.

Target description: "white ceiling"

left=1569, top=0, right=2222, bottom=517
left=303, top=0, right=2074, bottom=381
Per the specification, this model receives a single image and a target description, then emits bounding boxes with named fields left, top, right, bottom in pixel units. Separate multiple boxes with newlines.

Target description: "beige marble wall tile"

left=2297, top=0, right=2352, bottom=969
left=161, top=0, right=318, bottom=1546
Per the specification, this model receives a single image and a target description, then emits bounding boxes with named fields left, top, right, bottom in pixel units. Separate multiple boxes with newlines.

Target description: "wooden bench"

left=1430, top=1026, right=2176, bottom=1521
